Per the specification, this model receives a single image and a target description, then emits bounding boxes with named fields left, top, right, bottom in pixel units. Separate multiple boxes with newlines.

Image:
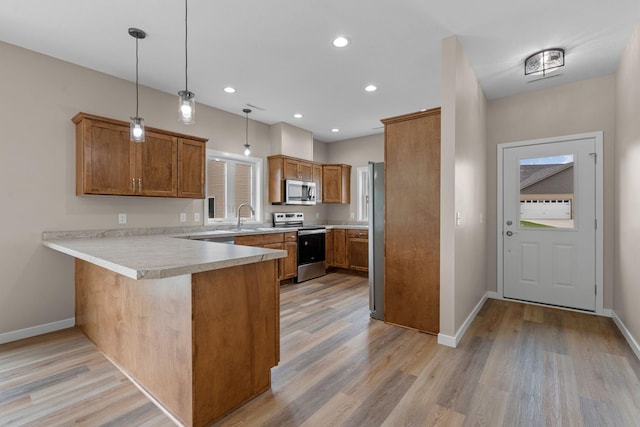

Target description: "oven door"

left=297, top=229, right=326, bottom=265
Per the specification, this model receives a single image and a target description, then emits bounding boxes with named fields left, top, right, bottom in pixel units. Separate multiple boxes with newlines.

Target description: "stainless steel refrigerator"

left=368, top=162, right=384, bottom=320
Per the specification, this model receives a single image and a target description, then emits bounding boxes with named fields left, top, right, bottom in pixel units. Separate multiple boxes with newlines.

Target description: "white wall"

left=324, top=133, right=384, bottom=223
left=614, top=25, right=640, bottom=351
left=486, top=75, right=615, bottom=309
left=0, top=41, right=330, bottom=337
left=440, top=36, right=488, bottom=339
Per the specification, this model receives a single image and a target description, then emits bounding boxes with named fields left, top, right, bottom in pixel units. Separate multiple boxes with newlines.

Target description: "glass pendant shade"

left=130, top=117, right=145, bottom=142
left=178, top=90, right=195, bottom=124
left=244, top=144, right=251, bottom=156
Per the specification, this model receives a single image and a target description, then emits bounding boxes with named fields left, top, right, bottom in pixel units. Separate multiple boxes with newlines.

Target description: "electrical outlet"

left=315, top=212, right=320, bottom=219
left=118, top=213, right=127, bottom=224
left=194, top=212, right=201, bottom=222
left=180, top=213, right=187, bottom=223
left=350, top=212, right=355, bottom=219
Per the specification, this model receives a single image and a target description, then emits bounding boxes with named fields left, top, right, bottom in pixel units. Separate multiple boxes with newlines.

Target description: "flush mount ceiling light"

left=243, top=108, right=252, bottom=156
left=332, top=36, right=350, bottom=48
left=293, top=113, right=303, bottom=119
left=331, top=128, right=340, bottom=133
left=365, top=84, right=377, bottom=92
left=178, top=0, right=195, bottom=124
left=525, top=48, right=565, bottom=76
left=223, top=86, right=236, bottom=93
left=128, top=27, right=146, bottom=143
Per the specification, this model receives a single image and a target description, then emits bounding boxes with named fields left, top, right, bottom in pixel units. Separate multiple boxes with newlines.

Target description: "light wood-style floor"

left=1, top=273, right=639, bottom=426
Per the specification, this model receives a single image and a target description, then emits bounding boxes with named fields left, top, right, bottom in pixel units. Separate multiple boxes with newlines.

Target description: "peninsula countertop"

left=42, top=234, right=287, bottom=280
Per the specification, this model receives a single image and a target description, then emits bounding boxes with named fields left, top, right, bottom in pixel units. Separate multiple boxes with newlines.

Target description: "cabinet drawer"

left=347, top=229, right=368, bottom=239
left=284, top=232, right=297, bottom=242
left=235, top=233, right=284, bottom=246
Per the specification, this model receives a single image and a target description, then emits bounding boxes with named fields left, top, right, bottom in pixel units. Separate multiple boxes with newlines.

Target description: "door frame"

left=497, top=131, right=604, bottom=314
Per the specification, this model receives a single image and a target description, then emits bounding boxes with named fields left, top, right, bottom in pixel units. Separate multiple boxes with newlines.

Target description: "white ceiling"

left=0, top=0, right=638, bottom=142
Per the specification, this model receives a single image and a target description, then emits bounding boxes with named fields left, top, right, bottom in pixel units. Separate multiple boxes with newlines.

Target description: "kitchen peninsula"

left=42, top=231, right=286, bottom=427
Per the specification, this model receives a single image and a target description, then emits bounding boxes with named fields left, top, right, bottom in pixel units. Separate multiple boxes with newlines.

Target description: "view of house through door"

left=501, top=136, right=598, bottom=311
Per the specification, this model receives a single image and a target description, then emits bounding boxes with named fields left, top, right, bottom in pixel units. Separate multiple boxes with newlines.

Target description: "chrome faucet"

left=236, top=203, right=255, bottom=229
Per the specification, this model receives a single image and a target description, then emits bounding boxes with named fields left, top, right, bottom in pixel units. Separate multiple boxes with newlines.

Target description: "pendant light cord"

left=245, top=112, right=249, bottom=145
left=135, top=36, right=140, bottom=117
left=184, top=0, right=189, bottom=92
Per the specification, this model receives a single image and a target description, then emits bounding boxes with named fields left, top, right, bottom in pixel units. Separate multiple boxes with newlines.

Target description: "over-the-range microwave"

left=284, top=179, right=316, bottom=205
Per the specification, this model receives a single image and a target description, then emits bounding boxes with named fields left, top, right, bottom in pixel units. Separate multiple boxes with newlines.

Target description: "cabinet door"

left=332, top=229, right=347, bottom=268
left=80, top=120, right=135, bottom=195
left=348, top=231, right=368, bottom=272
left=322, top=165, right=341, bottom=203
left=268, top=156, right=285, bottom=203
left=325, top=229, right=333, bottom=267
left=298, top=162, right=313, bottom=181
left=178, top=138, right=205, bottom=198
left=283, top=241, right=297, bottom=279
left=283, top=159, right=300, bottom=180
left=313, top=164, right=323, bottom=203
left=136, top=131, right=177, bottom=197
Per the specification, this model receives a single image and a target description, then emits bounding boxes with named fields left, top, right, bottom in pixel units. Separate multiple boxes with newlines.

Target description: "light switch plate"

left=180, top=213, right=187, bottom=222
left=118, top=213, right=127, bottom=224
left=194, top=212, right=201, bottom=222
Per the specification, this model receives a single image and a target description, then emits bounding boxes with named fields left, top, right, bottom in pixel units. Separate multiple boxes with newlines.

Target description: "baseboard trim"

left=612, top=311, right=640, bottom=362
left=438, top=293, right=488, bottom=348
left=0, top=318, right=75, bottom=345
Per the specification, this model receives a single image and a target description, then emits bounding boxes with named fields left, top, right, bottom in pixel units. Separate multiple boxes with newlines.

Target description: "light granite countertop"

left=41, top=224, right=368, bottom=281
left=42, top=235, right=286, bottom=280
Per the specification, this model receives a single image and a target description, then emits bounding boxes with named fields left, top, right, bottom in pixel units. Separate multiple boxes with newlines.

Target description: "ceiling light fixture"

left=223, top=87, right=236, bottom=93
left=365, top=84, right=377, bottom=92
left=293, top=113, right=303, bottom=119
left=331, top=128, right=340, bottom=133
left=332, top=36, right=350, bottom=48
left=128, top=27, right=146, bottom=143
left=525, top=48, right=565, bottom=76
left=243, top=108, right=252, bottom=156
left=178, top=0, right=195, bottom=124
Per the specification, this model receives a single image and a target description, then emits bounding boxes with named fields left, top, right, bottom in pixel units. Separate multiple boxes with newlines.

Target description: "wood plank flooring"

left=2, top=272, right=640, bottom=426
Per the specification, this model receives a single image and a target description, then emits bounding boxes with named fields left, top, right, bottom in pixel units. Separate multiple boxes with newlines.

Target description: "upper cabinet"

left=322, top=164, right=351, bottom=204
left=268, top=155, right=323, bottom=204
left=73, top=113, right=207, bottom=198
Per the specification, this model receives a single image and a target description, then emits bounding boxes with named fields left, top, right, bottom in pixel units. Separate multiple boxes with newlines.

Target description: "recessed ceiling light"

left=293, top=113, right=303, bottom=119
left=331, top=128, right=340, bottom=133
left=365, top=84, right=377, bottom=92
left=332, top=36, right=350, bottom=48
left=223, top=87, right=236, bottom=93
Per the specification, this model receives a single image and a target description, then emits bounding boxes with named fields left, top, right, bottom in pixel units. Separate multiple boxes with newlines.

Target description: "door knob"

left=506, top=230, right=513, bottom=236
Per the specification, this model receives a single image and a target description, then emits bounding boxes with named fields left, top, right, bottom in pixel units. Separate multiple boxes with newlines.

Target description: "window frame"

left=204, top=149, right=262, bottom=225
left=356, top=166, right=369, bottom=222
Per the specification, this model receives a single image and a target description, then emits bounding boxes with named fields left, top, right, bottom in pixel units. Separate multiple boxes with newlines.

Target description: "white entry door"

left=502, top=136, right=597, bottom=311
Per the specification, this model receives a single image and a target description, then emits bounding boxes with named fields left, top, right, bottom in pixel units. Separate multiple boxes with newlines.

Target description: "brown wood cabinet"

left=322, top=164, right=351, bottom=204
left=268, top=155, right=322, bottom=203
left=73, top=112, right=207, bottom=198
left=382, top=108, right=441, bottom=335
left=331, top=228, right=348, bottom=268
left=347, top=229, right=368, bottom=272
left=235, top=232, right=297, bottom=281
left=325, top=229, right=334, bottom=267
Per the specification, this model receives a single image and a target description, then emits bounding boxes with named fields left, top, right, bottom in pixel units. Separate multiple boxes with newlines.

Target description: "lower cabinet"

left=235, top=232, right=297, bottom=281
left=347, top=229, right=369, bottom=272
left=325, top=228, right=368, bottom=272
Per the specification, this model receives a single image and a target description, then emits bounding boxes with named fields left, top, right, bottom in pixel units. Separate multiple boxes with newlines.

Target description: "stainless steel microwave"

left=285, top=179, right=316, bottom=205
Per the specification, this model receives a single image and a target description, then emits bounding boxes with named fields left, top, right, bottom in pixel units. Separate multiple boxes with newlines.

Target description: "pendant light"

left=128, top=28, right=146, bottom=142
left=178, top=0, right=195, bottom=124
left=243, top=108, right=252, bottom=156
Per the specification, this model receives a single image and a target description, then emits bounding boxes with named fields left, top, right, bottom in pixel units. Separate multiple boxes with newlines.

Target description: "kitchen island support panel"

left=75, top=258, right=279, bottom=427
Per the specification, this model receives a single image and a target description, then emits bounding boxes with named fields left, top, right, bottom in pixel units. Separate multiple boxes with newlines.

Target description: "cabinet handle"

left=138, top=178, right=142, bottom=192
left=132, top=178, right=135, bottom=192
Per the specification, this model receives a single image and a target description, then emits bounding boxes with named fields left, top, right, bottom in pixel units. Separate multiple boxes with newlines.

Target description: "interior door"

left=502, top=137, right=596, bottom=311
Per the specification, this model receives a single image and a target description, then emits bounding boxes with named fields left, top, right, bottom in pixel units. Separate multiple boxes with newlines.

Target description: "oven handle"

left=297, top=229, right=327, bottom=236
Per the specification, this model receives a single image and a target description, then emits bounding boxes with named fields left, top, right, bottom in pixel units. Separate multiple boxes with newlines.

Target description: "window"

left=205, top=150, right=262, bottom=224
left=357, top=166, right=369, bottom=222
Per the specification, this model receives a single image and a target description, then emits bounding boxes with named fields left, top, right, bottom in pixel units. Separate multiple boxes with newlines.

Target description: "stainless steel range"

left=273, top=212, right=326, bottom=282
